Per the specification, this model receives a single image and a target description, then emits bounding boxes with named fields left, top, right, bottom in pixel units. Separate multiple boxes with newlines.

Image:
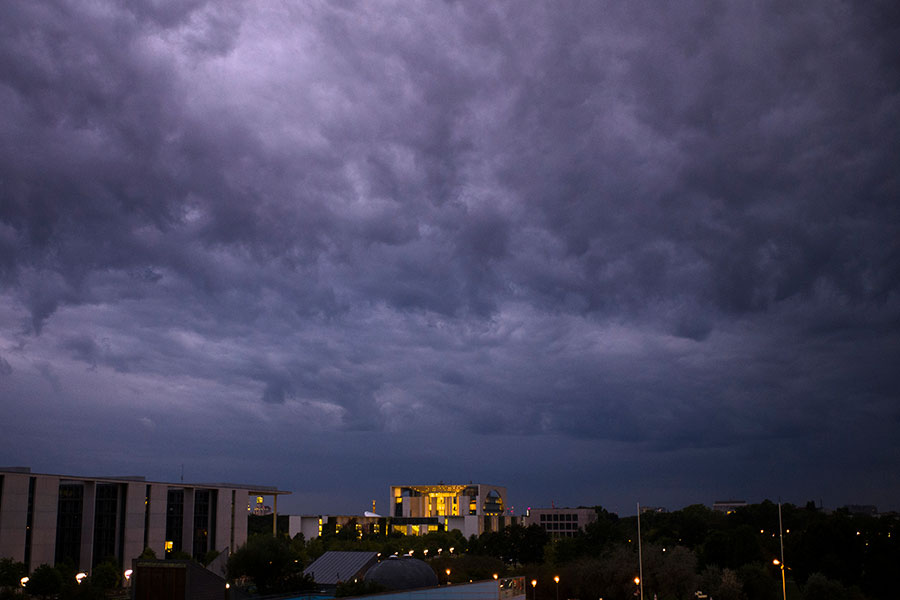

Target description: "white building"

left=0, top=467, right=289, bottom=572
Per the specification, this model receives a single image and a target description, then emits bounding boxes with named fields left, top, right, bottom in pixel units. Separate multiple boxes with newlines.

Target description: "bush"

left=27, top=564, right=64, bottom=598
left=90, top=561, right=122, bottom=590
left=0, top=558, right=27, bottom=587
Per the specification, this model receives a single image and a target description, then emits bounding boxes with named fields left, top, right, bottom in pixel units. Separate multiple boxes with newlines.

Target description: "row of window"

left=541, top=521, right=580, bottom=530
left=538, top=513, right=580, bottom=522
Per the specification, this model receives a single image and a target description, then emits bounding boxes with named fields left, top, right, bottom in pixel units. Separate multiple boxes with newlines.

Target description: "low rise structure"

left=524, top=507, right=597, bottom=538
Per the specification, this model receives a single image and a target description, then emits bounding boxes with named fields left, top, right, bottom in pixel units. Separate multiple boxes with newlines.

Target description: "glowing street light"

left=531, top=578, right=537, bottom=600
left=493, top=574, right=499, bottom=580
left=20, top=577, right=29, bottom=587
left=773, top=560, right=786, bottom=600
left=76, top=572, right=87, bottom=584
left=554, top=575, right=560, bottom=600
left=446, top=568, right=451, bottom=584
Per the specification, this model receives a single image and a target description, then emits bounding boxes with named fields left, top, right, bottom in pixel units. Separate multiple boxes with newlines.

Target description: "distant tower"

left=373, top=499, right=377, bottom=513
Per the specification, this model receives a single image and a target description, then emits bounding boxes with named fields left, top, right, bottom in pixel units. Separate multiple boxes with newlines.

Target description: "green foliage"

left=201, top=549, right=221, bottom=566
left=803, top=573, right=851, bottom=600
left=0, top=557, right=27, bottom=587
left=227, top=534, right=308, bottom=595
left=470, top=524, right=549, bottom=565
left=248, top=513, right=290, bottom=537
left=90, top=560, right=121, bottom=590
left=138, top=546, right=157, bottom=559
left=27, top=564, right=64, bottom=598
left=429, top=554, right=506, bottom=583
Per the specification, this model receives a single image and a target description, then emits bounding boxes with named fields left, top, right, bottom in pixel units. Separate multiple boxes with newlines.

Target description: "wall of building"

left=0, top=472, right=30, bottom=563
left=0, top=469, right=281, bottom=573
left=524, top=508, right=597, bottom=538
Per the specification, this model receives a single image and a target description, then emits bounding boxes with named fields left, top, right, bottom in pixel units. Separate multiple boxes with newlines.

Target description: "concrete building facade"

left=0, top=467, right=288, bottom=572
left=524, top=507, right=597, bottom=539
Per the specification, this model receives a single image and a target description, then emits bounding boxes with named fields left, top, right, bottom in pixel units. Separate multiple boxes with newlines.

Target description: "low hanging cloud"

left=0, top=0, right=898, bottom=511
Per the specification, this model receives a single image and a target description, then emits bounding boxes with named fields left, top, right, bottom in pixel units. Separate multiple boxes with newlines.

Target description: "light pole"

left=637, top=503, right=644, bottom=600
left=554, top=575, right=560, bottom=600
left=531, top=579, right=537, bottom=600
left=446, top=569, right=451, bottom=585
left=773, top=560, right=786, bottom=600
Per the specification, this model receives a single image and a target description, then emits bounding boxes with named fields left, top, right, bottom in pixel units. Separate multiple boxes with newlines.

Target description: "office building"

left=390, top=484, right=518, bottom=537
left=524, top=507, right=597, bottom=538
left=0, top=467, right=289, bottom=572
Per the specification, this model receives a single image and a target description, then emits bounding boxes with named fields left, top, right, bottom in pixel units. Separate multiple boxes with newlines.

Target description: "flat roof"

left=0, top=467, right=290, bottom=495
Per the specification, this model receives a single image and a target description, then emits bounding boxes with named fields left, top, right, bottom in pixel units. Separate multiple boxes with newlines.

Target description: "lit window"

left=165, top=541, right=173, bottom=551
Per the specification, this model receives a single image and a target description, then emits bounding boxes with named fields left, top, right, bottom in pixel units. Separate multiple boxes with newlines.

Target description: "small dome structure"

left=364, top=556, right=439, bottom=590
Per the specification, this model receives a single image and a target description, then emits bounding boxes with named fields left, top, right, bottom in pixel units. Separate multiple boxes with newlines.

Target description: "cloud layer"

left=1, top=0, right=899, bottom=513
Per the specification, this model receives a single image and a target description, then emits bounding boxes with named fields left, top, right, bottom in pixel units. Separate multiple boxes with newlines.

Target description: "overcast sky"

left=1, top=1, right=899, bottom=516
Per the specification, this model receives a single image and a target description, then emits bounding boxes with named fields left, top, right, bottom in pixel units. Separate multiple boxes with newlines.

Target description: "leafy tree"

left=0, top=558, right=26, bottom=587
left=227, top=534, right=305, bottom=594
left=738, top=562, right=778, bottom=600
left=138, top=547, right=157, bottom=559
left=26, top=564, right=63, bottom=598
left=90, top=560, right=121, bottom=590
left=802, top=573, right=850, bottom=600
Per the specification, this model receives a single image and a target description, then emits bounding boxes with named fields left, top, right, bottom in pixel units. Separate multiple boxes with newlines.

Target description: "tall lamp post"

left=773, top=560, right=786, bottom=600
left=637, top=503, right=644, bottom=600
left=531, top=579, right=537, bottom=600
left=554, top=575, right=560, bottom=600
left=777, top=502, right=787, bottom=600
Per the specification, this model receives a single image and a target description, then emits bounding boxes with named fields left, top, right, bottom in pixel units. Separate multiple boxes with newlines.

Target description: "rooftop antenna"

left=180, top=464, right=184, bottom=483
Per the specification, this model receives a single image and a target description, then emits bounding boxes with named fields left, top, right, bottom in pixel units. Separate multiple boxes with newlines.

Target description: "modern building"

left=290, top=514, right=386, bottom=540
left=0, top=467, right=289, bottom=572
left=390, top=484, right=519, bottom=537
left=524, top=507, right=597, bottom=539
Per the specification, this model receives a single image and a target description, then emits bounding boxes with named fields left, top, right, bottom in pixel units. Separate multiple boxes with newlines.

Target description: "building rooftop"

left=304, top=551, right=380, bottom=585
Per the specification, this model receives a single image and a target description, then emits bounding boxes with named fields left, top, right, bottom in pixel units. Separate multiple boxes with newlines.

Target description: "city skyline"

left=1, top=1, right=899, bottom=517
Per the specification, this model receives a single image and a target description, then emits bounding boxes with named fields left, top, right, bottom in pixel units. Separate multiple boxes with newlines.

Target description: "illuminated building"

left=390, top=484, right=516, bottom=537
left=0, top=467, right=289, bottom=572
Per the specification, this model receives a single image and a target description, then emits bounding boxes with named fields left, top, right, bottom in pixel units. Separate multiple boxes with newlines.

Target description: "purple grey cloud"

left=1, top=0, right=898, bottom=513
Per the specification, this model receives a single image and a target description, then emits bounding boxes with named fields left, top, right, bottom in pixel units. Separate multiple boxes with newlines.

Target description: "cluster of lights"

left=20, top=567, right=137, bottom=590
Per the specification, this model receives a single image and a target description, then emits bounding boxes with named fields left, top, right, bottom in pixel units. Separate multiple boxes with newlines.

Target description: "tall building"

left=389, top=484, right=517, bottom=537
left=0, top=467, right=289, bottom=572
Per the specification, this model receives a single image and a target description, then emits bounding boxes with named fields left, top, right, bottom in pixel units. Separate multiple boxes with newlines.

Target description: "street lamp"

left=531, top=579, right=537, bottom=600
left=446, top=569, right=451, bottom=585
left=773, top=560, right=786, bottom=600
left=554, top=575, right=560, bottom=600
left=634, top=577, right=641, bottom=597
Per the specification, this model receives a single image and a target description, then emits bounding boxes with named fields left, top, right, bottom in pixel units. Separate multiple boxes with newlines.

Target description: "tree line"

left=235, top=501, right=897, bottom=600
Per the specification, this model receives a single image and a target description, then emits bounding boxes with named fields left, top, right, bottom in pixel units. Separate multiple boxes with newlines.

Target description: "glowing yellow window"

left=165, top=541, right=173, bottom=551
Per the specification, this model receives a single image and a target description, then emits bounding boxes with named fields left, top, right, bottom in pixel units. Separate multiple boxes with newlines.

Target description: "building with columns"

left=0, top=467, right=289, bottom=572
left=389, top=484, right=520, bottom=537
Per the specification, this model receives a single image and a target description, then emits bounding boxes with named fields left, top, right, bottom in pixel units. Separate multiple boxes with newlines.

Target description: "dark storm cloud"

left=1, top=0, right=899, bottom=511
